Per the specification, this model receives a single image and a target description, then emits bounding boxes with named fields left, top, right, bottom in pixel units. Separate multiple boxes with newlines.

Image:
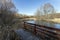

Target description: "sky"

left=13, top=0, right=60, bottom=15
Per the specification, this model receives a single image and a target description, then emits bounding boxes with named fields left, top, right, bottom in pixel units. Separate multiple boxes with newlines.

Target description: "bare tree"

left=35, top=3, right=56, bottom=24
left=35, top=9, right=41, bottom=24
left=0, top=0, right=18, bottom=40
left=43, top=3, right=55, bottom=19
left=0, top=0, right=17, bottom=28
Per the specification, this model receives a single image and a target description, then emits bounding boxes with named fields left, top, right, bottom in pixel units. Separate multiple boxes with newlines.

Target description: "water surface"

left=26, top=21, right=60, bottom=29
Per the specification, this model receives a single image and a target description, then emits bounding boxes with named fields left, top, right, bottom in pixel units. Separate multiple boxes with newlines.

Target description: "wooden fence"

left=24, top=22, right=60, bottom=40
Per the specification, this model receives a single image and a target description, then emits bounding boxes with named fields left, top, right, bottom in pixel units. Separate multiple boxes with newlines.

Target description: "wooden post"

left=24, top=22, right=26, bottom=29
left=34, top=25, right=37, bottom=35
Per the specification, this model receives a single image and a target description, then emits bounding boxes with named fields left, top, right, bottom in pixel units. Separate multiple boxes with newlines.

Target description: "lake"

left=26, top=21, right=60, bottom=29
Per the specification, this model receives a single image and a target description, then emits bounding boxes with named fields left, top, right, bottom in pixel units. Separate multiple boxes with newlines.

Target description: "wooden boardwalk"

left=14, top=21, right=60, bottom=40
left=15, top=29, right=40, bottom=40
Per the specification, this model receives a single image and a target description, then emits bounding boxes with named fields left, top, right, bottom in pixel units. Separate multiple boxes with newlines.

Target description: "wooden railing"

left=24, top=22, right=60, bottom=40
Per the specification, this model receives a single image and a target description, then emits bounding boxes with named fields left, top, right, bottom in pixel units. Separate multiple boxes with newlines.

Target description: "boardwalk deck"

left=15, top=29, right=40, bottom=40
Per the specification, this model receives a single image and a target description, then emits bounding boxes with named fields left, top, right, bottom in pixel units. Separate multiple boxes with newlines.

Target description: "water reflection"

left=35, top=21, right=55, bottom=27
left=26, top=21, right=60, bottom=29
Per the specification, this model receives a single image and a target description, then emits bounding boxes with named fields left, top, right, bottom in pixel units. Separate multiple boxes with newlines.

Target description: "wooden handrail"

left=24, top=22, right=60, bottom=40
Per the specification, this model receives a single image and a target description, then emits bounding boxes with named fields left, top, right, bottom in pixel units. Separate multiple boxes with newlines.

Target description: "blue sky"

left=13, top=0, right=60, bottom=15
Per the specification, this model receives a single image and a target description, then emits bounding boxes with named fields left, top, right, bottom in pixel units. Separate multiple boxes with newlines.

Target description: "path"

left=15, top=29, right=41, bottom=40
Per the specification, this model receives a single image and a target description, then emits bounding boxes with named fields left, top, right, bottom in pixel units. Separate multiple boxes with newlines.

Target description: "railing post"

left=24, top=22, right=26, bottom=29
left=34, top=24, right=37, bottom=35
